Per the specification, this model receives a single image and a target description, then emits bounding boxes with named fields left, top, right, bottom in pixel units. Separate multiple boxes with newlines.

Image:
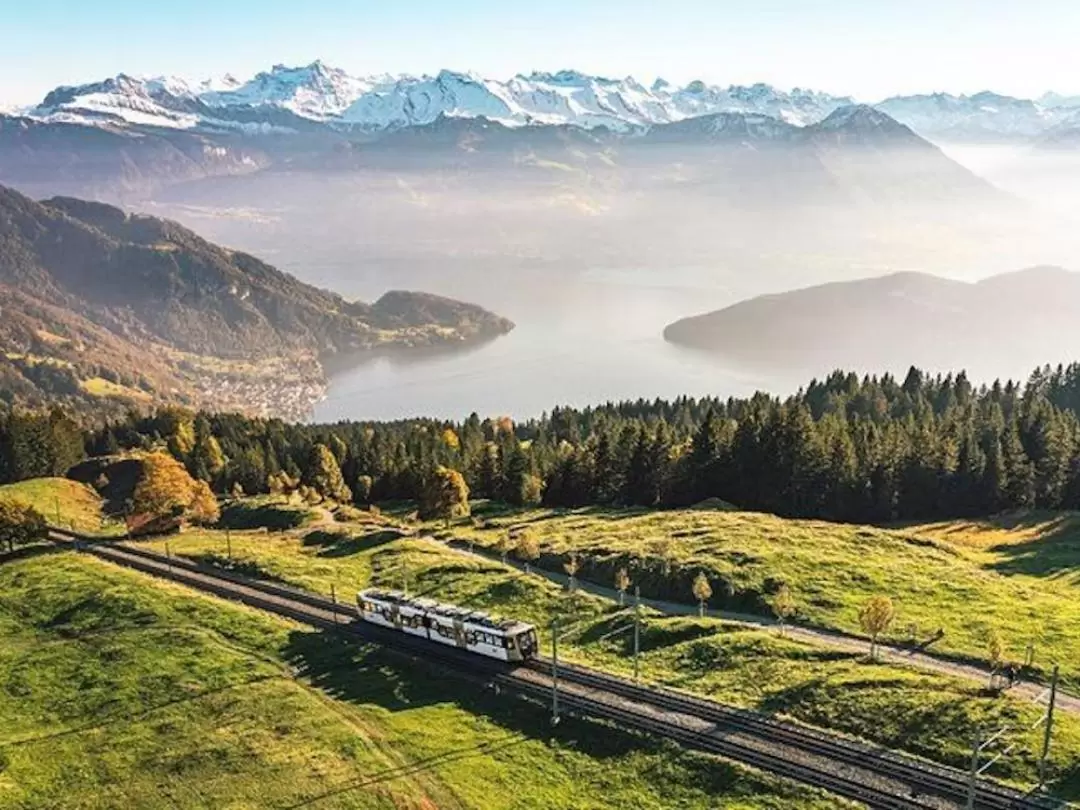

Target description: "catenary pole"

left=551, top=616, right=560, bottom=725
left=1040, top=664, right=1059, bottom=786
left=633, top=586, right=641, bottom=683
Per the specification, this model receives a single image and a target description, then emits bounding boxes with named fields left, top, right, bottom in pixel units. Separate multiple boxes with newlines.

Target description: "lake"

left=311, top=268, right=788, bottom=422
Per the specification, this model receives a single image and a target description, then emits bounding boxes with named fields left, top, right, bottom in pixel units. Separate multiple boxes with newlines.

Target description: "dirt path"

left=302, top=505, right=338, bottom=533
left=439, top=536, right=1080, bottom=714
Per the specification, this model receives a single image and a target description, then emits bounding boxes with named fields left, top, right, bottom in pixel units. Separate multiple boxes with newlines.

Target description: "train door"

left=453, top=618, right=467, bottom=648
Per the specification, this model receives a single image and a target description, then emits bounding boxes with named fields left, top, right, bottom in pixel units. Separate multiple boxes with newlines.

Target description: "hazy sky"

left=4, top=0, right=1080, bottom=106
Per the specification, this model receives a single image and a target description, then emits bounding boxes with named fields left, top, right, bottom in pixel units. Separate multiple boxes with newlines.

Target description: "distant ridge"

left=663, top=267, right=1080, bottom=383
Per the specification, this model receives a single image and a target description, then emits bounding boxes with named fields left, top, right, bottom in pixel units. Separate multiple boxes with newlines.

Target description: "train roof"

left=359, top=588, right=534, bottom=634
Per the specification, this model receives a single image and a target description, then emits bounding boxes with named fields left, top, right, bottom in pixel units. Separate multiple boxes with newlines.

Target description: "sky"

left=3, top=0, right=1080, bottom=107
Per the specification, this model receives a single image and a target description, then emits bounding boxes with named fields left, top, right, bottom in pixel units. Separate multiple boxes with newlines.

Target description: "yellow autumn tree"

left=614, top=567, right=631, bottom=605
left=859, top=595, right=896, bottom=661
left=418, top=466, right=470, bottom=524
left=131, top=452, right=220, bottom=529
left=132, top=452, right=199, bottom=519
left=441, top=428, right=461, bottom=451
left=189, top=480, right=221, bottom=525
left=494, top=532, right=514, bottom=564
left=773, top=584, right=797, bottom=636
left=515, top=533, right=541, bottom=574
left=692, top=571, right=713, bottom=617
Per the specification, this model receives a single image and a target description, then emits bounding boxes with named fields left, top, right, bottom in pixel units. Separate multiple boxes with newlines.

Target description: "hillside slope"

left=0, top=551, right=835, bottom=809
left=663, top=266, right=1080, bottom=383
left=0, top=184, right=512, bottom=416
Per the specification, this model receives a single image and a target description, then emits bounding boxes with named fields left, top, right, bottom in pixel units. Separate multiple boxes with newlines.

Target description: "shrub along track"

left=47, top=530, right=1063, bottom=810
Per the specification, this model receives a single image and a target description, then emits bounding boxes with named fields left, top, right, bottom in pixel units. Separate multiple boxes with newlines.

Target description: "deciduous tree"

left=0, top=500, right=47, bottom=553
left=515, top=533, right=541, bottom=574
left=133, top=452, right=200, bottom=520
left=419, top=466, right=470, bottom=523
left=615, top=567, right=631, bottom=606
left=859, top=595, right=896, bottom=661
left=692, top=571, right=713, bottom=617
left=494, top=532, right=513, bottom=564
left=189, top=480, right=221, bottom=526
left=773, top=584, right=796, bottom=636
left=563, top=552, right=580, bottom=592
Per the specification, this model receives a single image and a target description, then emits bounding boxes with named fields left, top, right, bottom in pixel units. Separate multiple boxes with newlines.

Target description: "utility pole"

left=401, top=556, right=409, bottom=596
left=633, top=586, right=641, bottom=684
left=1039, top=664, right=1060, bottom=787
left=165, top=540, right=171, bottom=572
left=551, top=616, right=560, bottom=725
left=226, top=528, right=232, bottom=559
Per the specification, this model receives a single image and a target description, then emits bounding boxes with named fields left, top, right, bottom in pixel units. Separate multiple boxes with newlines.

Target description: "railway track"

left=525, top=659, right=1051, bottom=810
left=50, top=531, right=1061, bottom=810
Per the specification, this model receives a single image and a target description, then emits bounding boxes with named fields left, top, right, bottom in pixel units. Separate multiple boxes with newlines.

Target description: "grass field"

left=432, top=505, right=1080, bottom=688
left=136, top=522, right=1080, bottom=795
left=0, top=549, right=844, bottom=810
left=0, top=477, right=122, bottom=536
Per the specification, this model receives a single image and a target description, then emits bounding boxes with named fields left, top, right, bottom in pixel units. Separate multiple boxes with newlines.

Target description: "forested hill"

left=663, top=267, right=1080, bottom=384
left=8, top=362, right=1080, bottom=526
left=0, top=184, right=512, bottom=415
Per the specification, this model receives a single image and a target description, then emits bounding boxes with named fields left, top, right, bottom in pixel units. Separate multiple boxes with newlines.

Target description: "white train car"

left=357, top=588, right=538, bottom=663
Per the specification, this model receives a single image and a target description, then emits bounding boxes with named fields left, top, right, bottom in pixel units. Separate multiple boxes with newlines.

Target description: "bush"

left=0, top=500, right=47, bottom=552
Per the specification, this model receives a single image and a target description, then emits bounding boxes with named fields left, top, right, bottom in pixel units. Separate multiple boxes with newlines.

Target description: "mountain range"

left=663, top=266, right=1080, bottom=384
left=14, top=61, right=1080, bottom=143
left=0, top=62, right=1059, bottom=286
left=0, top=183, right=512, bottom=417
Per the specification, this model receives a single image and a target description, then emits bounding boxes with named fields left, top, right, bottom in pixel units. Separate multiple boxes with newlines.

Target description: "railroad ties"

left=49, top=530, right=1061, bottom=810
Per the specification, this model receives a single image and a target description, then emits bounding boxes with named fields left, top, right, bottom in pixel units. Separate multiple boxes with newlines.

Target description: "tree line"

left=7, top=363, right=1080, bottom=524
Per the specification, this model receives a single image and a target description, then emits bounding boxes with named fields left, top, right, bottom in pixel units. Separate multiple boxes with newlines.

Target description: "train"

left=356, top=588, right=539, bottom=662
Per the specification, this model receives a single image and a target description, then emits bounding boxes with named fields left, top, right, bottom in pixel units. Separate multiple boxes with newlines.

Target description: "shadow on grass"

left=285, top=628, right=682, bottom=758
left=280, top=628, right=761, bottom=805
left=186, top=553, right=294, bottom=586
left=985, top=514, right=1080, bottom=579
left=0, top=543, right=61, bottom=566
left=303, top=528, right=409, bottom=558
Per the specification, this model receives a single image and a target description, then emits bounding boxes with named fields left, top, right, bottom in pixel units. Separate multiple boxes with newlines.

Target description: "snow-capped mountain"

left=340, top=70, right=851, bottom=130
left=876, top=91, right=1076, bottom=141
left=24, top=63, right=852, bottom=134
left=201, top=61, right=391, bottom=120
left=17, top=61, right=1080, bottom=145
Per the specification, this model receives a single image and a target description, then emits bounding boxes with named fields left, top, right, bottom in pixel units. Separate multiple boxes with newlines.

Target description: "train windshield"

left=519, top=629, right=538, bottom=656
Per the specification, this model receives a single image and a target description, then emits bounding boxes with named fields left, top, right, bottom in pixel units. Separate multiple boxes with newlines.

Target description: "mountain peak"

left=816, top=104, right=901, bottom=131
